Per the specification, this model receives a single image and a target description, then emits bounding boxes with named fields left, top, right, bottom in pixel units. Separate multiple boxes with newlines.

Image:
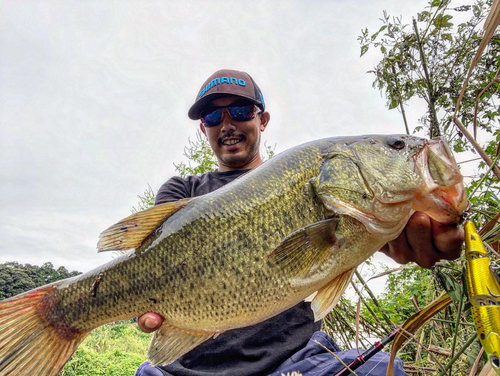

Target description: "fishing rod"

left=333, top=327, right=401, bottom=376
left=334, top=217, right=500, bottom=376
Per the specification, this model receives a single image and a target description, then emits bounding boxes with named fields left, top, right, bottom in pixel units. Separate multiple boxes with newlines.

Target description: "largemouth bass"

left=0, top=135, right=466, bottom=375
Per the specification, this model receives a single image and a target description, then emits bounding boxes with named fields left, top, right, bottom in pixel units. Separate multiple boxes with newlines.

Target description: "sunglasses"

left=200, top=104, right=261, bottom=127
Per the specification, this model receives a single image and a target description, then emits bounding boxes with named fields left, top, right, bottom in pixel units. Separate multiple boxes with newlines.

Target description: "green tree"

left=0, top=261, right=81, bottom=300
left=61, top=322, right=151, bottom=376
left=173, top=130, right=219, bottom=178
left=359, top=0, right=500, bottom=148
left=359, top=0, right=500, bottom=233
left=0, top=262, right=36, bottom=300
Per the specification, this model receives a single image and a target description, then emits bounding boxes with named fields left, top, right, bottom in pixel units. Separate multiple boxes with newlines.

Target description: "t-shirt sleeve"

left=155, top=176, right=191, bottom=205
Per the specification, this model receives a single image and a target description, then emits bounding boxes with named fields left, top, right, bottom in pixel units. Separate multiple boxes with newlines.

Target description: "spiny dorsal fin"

left=97, top=198, right=192, bottom=252
left=311, top=268, right=355, bottom=321
left=148, top=323, right=216, bottom=366
left=268, top=217, right=343, bottom=280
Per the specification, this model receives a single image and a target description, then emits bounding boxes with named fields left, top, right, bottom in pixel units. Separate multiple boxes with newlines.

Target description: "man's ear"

left=199, top=123, right=208, bottom=137
left=260, top=112, right=270, bottom=132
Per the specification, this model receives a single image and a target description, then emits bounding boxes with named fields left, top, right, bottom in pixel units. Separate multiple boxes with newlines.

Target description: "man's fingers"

left=404, top=212, right=439, bottom=268
left=430, top=218, right=464, bottom=260
left=380, top=232, right=412, bottom=265
left=137, top=312, right=164, bottom=333
left=379, top=212, right=464, bottom=268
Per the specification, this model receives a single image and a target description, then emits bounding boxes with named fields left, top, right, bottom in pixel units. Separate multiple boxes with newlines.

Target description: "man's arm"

left=138, top=211, right=464, bottom=333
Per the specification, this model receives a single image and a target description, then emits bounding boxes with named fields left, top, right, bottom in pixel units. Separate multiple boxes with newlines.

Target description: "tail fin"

left=0, top=284, right=89, bottom=375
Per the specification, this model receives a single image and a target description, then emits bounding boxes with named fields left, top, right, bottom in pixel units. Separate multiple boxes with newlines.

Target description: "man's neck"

left=217, top=157, right=264, bottom=172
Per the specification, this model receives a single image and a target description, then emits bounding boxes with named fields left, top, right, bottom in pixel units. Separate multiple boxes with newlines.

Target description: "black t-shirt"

left=153, top=169, right=321, bottom=376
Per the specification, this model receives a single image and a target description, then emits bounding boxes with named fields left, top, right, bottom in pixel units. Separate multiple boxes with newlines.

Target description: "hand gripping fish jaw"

left=314, top=136, right=466, bottom=244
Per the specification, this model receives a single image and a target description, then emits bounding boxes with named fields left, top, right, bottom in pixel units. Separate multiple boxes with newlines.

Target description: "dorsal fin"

left=97, top=198, right=192, bottom=252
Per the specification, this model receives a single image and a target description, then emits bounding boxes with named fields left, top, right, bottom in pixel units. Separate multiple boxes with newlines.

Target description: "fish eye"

left=386, top=137, right=406, bottom=149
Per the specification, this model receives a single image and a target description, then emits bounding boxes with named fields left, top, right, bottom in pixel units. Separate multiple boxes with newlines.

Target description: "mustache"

left=218, top=133, right=246, bottom=146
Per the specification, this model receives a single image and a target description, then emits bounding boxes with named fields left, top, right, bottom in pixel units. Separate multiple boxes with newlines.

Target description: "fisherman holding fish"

left=0, top=69, right=467, bottom=376
left=135, top=70, right=464, bottom=376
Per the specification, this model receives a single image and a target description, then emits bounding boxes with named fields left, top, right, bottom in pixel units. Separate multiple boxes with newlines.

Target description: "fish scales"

left=46, top=140, right=329, bottom=332
left=0, top=135, right=467, bottom=375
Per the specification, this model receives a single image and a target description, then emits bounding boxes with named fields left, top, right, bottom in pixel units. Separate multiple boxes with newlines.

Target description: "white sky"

left=0, top=1, right=485, bottom=295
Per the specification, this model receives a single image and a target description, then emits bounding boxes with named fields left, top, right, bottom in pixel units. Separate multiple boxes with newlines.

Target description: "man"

left=136, top=69, right=464, bottom=376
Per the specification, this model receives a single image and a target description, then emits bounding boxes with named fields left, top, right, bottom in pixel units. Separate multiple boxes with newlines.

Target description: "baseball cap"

left=188, top=69, right=265, bottom=120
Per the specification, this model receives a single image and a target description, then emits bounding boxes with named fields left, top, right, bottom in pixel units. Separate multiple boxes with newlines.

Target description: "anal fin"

left=311, top=268, right=355, bottom=321
left=148, top=323, right=216, bottom=366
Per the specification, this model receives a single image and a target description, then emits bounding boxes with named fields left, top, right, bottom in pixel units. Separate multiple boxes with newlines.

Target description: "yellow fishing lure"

left=465, top=221, right=500, bottom=374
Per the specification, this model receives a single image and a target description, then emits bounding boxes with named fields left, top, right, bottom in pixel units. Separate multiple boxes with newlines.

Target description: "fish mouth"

left=413, top=138, right=468, bottom=225
left=219, top=134, right=246, bottom=147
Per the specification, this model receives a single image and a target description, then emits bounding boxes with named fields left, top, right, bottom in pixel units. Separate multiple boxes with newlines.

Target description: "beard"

left=215, top=134, right=261, bottom=170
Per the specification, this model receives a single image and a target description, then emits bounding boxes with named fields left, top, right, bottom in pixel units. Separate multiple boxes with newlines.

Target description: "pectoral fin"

left=311, top=268, right=355, bottom=321
left=268, top=217, right=343, bottom=279
left=148, top=323, right=216, bottom=366
left=97, top=198, right=192, bottom=252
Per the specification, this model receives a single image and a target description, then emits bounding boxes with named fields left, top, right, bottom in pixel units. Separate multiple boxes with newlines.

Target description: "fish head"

left=313, top=135, right=467, bottom=242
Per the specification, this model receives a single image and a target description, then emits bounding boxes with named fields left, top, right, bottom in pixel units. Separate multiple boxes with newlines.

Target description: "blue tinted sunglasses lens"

left=202, top=109, right=223, bottom=127
left=228, top=105, right=256, bottom=121
left=201, top=105, right=257, bottom=127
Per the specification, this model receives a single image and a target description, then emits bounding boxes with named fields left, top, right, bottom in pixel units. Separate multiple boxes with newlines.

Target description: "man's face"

left=199, top=96, right=269, bottom=172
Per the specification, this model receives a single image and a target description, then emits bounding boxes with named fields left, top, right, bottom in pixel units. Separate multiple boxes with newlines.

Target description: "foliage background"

left=0, top=262, right=80, bottom=300
left=353, top=0, right=500, bottom=374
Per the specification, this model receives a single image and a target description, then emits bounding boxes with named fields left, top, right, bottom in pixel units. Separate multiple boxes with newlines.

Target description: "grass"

left=60, top=321, right=151, bottom=376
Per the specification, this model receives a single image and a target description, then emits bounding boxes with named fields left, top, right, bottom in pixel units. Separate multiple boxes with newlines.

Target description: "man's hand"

left=137, top=312, right=163, bottom=333
left=380, top=211, right=464, bottom=268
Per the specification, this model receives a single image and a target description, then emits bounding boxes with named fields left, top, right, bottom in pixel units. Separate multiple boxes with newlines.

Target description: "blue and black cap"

left=188, top=69, right=265, bottom=120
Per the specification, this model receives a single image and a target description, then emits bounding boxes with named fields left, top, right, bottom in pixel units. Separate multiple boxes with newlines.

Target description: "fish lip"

left=412, top=139, right=468, bottom=224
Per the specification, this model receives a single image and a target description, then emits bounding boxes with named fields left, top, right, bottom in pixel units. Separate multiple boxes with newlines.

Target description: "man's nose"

left=220, top=110, right=236, bottom=132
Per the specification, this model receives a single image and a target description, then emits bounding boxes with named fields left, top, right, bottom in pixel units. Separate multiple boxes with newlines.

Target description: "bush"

left=61, top=321, right=151, bottom=376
